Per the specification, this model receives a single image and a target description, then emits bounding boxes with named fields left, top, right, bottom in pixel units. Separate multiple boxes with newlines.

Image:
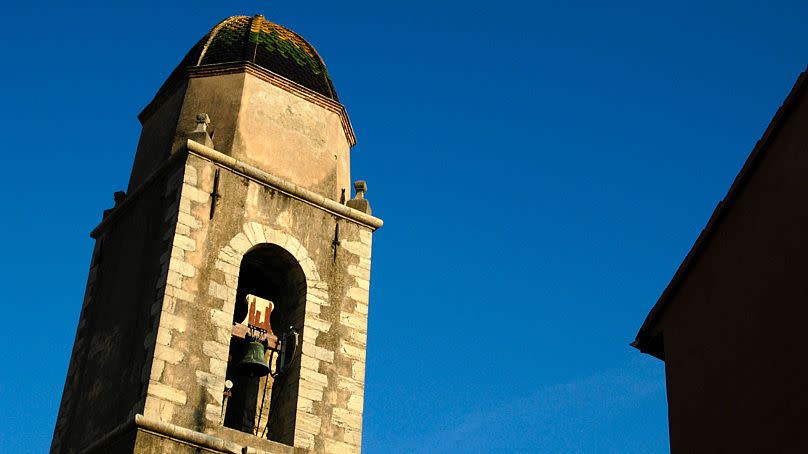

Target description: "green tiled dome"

left=169, top=15, right=337, bottom=100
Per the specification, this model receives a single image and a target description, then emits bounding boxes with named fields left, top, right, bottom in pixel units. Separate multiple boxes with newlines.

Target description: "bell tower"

left=51, top=15, right=381, bottom=454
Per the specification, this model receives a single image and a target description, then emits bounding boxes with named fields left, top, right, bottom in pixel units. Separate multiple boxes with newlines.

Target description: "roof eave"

left=633, top=66, right=808, bottom=356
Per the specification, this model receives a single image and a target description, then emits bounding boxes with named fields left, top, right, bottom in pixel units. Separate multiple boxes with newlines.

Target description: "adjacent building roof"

left=157, top=15, right=337, bottom=101
left=632, top=67, right=808, bottom=359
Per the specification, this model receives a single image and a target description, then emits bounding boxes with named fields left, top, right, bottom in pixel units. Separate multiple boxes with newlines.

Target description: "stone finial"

left=113, top=191, right=127, bottom=206
left=346, top=180, right=371, bottom=215
left=354, top=180, right=367, bottom=199
left=188, top=113, right=214, bottom=147
left=195, top=113, right=211, bottom=132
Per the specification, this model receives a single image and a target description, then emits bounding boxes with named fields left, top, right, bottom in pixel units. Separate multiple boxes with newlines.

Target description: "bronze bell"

left=236, top=341, right=270, bottom=377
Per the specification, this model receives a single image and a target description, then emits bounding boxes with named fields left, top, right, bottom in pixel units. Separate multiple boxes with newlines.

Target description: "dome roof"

left=166, top=15, right=338, bottom=100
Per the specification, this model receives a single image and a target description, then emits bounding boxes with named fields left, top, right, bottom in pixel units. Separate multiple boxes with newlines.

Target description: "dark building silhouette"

left=634, top=67, right=808, bottom=452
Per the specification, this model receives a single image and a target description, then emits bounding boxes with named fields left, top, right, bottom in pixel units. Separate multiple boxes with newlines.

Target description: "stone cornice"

left=76, top=414, right=296, bottom=454
left=185, top=139, right=381, bottom=229
left=91, top=140, right=382, bottom=239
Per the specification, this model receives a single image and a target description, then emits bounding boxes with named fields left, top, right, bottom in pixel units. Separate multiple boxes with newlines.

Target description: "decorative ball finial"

left=353, top=180, right=367, bottom=199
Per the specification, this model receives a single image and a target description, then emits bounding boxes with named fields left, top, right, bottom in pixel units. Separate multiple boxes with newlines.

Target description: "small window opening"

left=223, top=244, right=306, bottom=445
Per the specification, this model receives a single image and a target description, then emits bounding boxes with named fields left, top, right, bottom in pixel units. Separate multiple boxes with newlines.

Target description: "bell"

left=236, top=341, right=270, bottom=377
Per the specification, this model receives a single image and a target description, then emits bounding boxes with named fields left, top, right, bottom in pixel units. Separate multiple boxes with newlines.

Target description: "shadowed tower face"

left=51, top=14, right=382, bottom=454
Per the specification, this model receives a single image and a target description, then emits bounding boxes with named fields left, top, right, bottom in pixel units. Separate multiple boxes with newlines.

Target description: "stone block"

left=196, top=371, right=225, bottom=405
left=339, top=312, right=368, bottom=332
left=160, top=312, right=187, bottom=332
left=154, top=344, right=184, bottom=364
left=331, top=407, right=362, bottom=431
left=182, top=183, right=209, bottom=203
left=302, top=342, right=334, bottom=363
left=307, top=293, right=330, bottom=307
left=205, top=403, right=222, bottom=423
left=143, top=398, right=176, bottom=422
left=202, top=341, right=229, bottom=361
left=347, top=394, right=363, bottom=412
left=183, top=164, right=198, bottom=185
left=179, top=198, right=191, bottom=214
left=210, top=309, right=232, bottom=329
left=296, top=412, right=322, bottom=434
left=166, top=270, right=183, bottom=288
left=262, top=226, right=283, bottom=245
left=337, top=377, right=364, bottom=397
left=172, top=260, right=196, bottom=278
left=339, top=341, right=366, bottom=361
left=297, top=397, right=314, bottom=413
left=305, top=314, right=332, bottom=332
left=301, top=257, right=319, bottom=279
left=284, top=236, right=302, bottom=257
left=344, top=428, right=362, bottom=446
left=349, top=330, right=367, bottom=346
left=301, top=369, right=329, bottom=387
left=150, top=360, right=165, bottom=381
left=208, top=281, right=230, bottom=300
left=171, top=246, right=185, bottom=260
left=156, top=329, right=172, bottom=346
left=358, top=229, right=373, bottom=246
left=217, top=250, right=242, bottom=266
left=148, top=382, right=187, bottom=405
left=354, top=277, right=370, bottom=291
left=248, top=222, right=266, bottom=244
left=300, top=354, right=320, bottom=372
left=347, top=287, right=369, bottom=304
left=323, top=438, right=358, bottom=454
left=215, top=259, right=240, bottom=277
left=178, top=211, right=201, bottom=229
left=295, top=430, right=315, bottom=450
left=347, top=265, right=370, bottom=280
left=340, top=240, right=371, bottom=259
left=176, top=223, right=190, bottom=236
left=165, top=285, right=195, bottom=303
left=210, top=358, right=228, bottom=377
left=353, top=302, right=368, bottom=316
left=230, top=232, right=252, bottom=254
left=162, top=296, right=178, bottom=314
left=173, top=234, right=196, bottom=252
left=298, top=383, right=324, bottom=402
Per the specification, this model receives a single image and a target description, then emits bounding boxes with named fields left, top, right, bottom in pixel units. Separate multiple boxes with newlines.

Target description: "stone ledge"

left=76, top=414, right=304, bottom=454
left=186, top=140, right=383, bottom=230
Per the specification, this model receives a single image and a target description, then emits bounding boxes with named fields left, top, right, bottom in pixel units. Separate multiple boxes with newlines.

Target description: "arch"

left=214, top=222, right=323, bottom=446
left=219, top=222, right=319, bottom=283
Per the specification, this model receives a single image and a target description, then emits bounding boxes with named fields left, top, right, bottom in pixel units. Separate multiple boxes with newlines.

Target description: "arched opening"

left=223, top=243, right=306, bottom=445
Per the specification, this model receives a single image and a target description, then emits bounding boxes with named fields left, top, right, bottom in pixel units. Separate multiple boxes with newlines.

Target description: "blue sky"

left=1, top=1, right=806, bottom=452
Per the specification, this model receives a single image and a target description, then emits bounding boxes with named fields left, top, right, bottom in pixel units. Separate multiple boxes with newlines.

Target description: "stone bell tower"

left=51, top=15, right=381, bottom=454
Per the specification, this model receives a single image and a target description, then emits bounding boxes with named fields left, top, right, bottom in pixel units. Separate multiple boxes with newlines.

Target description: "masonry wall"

left=655, top=81, right=808, bottom=452
left=50, top=160, right=183, bottom=453
left=142, top=152, right=372, bottom=454
left=128, top=84, right=188, bottom=192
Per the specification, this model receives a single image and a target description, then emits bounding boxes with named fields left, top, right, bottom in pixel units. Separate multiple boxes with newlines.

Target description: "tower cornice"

left=91, top=139, right=381, bottom=240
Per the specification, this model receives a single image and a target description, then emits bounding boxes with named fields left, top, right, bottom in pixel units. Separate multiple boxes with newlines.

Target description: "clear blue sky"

left=1, top=1, right=806, bottom=452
